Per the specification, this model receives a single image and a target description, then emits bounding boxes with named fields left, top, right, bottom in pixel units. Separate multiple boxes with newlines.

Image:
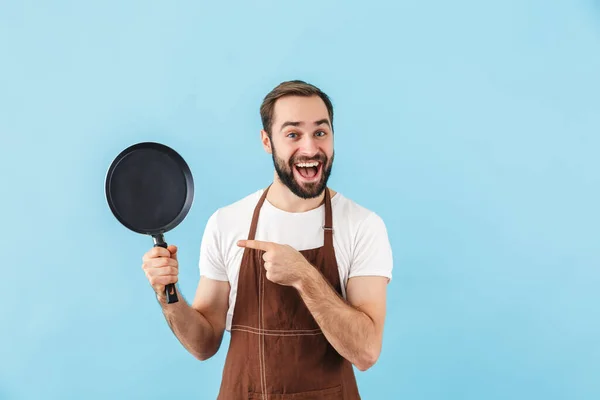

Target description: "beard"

left=271, top=145, right=334, bottom=199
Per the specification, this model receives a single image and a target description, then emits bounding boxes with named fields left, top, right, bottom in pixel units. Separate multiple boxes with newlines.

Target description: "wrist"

left=156, top=290, right=174, bottom=308
left=294, top=261, right=319, bottom=293
left=156, top=292, right=167, bottom=305
left=156, top=284, right=179, bottom=306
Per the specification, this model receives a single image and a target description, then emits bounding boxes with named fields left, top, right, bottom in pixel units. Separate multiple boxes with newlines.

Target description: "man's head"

left=259, top=80, right=335, bottom=199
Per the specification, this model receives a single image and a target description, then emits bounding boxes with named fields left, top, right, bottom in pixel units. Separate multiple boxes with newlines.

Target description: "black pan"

left=105, top=142, right=194, bottom=304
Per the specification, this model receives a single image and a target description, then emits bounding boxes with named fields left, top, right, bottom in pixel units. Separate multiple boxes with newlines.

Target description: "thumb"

left=167, top=245, right=178, bottom=259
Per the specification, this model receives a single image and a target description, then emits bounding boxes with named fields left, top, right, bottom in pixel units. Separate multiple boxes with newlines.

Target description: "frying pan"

left=105, top=142, right=194, bottom=304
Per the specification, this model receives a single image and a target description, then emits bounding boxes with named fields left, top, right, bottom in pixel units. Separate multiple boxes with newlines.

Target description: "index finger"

left=143, top=246, right=170, bottom=261
left=237, top=240, right=273, bottom=251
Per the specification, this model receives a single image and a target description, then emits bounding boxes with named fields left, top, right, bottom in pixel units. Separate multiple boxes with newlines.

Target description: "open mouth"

left=294, top=161, right=322, bottom=182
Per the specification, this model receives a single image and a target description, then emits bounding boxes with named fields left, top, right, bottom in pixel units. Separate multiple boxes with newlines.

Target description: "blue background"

left=1, top=1, right=599, bottom=399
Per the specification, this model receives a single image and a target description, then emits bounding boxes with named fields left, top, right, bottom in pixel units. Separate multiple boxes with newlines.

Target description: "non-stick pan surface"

left=105, top=142, right=194, bottom=303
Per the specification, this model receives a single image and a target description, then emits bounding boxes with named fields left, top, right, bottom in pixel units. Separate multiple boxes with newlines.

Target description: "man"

left=142, top=80, right=393, bottom=399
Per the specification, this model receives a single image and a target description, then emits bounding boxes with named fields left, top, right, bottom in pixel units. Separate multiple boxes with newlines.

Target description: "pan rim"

left=105, top=141, right=195, bottom=236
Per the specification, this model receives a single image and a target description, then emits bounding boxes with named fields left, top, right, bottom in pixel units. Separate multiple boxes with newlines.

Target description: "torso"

left=200, top=188, right=380, bottom=331
left=216, top=186, right=361, bottom=399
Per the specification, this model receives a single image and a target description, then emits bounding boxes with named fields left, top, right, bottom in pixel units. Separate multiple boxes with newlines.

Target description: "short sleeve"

left=198, top=210, right=229, bottom=281
left=349, top=212, right=393, bottom=281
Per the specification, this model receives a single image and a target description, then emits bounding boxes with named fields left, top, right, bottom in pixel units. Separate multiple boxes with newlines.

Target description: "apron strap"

left=247, top=185, right=270, bottom=241
left=323, top=188, right=334, bottom=250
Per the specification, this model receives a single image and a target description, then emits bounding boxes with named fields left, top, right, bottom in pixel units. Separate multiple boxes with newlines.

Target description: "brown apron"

left=217, top=186, right=361, bottom=399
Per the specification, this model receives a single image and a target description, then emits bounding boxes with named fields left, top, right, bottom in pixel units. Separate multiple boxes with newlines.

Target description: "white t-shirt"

left=198, top=189, right=393, bottom=331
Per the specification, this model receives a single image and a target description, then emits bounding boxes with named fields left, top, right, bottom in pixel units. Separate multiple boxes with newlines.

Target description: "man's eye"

left=287, top=132, right=297, bottom=138
left=315, top=131, right=326, bottom=137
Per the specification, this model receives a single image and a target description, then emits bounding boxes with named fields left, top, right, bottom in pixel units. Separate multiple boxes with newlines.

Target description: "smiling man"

left=142, top=80, right=393, bottom=399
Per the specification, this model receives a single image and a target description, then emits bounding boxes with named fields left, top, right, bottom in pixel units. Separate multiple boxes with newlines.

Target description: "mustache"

left=289, top=153, right=327, bottom=165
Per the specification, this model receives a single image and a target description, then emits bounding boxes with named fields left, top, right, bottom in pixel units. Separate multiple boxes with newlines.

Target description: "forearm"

left=295, top=268, right=380, bottom=371
left=157, top=287, right=221, bottom=361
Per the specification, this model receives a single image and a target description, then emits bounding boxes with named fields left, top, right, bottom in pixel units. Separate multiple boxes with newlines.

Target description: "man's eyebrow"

left=280, top=119, right=330, bottom=131
left=280, top=121, right=301, bottom=130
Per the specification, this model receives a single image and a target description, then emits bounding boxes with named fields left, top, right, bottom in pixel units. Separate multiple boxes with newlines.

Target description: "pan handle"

left=153, top=234, right=179, bottom=304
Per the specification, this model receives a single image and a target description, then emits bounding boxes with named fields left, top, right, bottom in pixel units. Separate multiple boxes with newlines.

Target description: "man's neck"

left=266, top=176, right=332, bottom=213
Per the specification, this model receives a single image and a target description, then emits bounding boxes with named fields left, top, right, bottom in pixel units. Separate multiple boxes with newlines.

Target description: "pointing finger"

left=237, top=240, right=273, bottom=251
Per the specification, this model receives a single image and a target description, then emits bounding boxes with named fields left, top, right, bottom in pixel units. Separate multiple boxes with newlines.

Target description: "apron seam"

left=231, top=325, right=322, bottom=334
left=231, top=327, right=324, bottom=337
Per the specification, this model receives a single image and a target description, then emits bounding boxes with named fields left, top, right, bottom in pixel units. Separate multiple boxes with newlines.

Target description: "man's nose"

left=298, top=136, right=319, bottom=156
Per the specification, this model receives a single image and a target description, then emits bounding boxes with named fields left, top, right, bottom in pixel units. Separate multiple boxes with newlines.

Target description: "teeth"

left=296, top=162, right=319, bottom=168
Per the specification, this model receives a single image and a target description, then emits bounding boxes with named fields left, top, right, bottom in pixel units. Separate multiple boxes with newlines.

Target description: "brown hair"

left=260, top=80, right=334, bottom=137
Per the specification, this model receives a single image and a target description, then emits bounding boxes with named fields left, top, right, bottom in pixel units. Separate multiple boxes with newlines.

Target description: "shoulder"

left=331, top=192, right=387, bottom=232
left=206, top=189, right=264, bottom=230
left=217, top=188, right=264, bottom=215
left=331, top=192, right=393, bottom=281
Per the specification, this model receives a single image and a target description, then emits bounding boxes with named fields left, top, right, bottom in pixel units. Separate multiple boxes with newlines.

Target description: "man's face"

left=265, top=95, right=334, bottom=199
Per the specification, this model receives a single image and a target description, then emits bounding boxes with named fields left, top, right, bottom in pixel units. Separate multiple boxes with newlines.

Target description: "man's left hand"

left=237, top=239, right=313, bottom=288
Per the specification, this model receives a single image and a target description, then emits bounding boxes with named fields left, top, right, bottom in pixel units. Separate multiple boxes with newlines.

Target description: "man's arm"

left=158, top=276, right=230, bottom=361
left=295, top=272, right=388, bottom=371
left=237, top=207, right=392, bottom=372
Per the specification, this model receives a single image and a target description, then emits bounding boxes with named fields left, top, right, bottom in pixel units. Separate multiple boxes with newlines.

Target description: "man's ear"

left=260, top=130, right=272, bottom=154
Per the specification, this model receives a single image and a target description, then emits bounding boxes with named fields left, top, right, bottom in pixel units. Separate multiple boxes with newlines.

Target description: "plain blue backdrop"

left=1, top=0, right=599, bottom=399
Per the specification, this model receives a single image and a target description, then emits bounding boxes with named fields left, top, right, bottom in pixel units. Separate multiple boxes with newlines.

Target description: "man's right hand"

left=140, top=243, right=230, bottom=360
left=142, top=245, right=179, bottom=301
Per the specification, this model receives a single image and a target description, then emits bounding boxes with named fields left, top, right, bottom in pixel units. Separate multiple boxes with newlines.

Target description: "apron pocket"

left=248, top=384, right=343, bottom=399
